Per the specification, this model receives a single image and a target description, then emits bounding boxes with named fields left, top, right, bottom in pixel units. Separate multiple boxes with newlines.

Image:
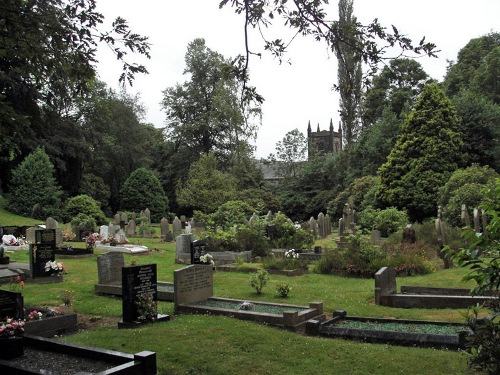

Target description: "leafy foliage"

left=377, top=84, right=465, bottom=222
left=120, top=168, right=169, bottom=222
left=7, top=147, right=63, bottom=219
left=249, top=269, right=269, bottom=294
left=63, top=194, right=106, bottom=225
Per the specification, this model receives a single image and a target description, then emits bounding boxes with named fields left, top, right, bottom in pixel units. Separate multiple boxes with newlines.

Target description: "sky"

left=95, top=1, right=500, bottom=158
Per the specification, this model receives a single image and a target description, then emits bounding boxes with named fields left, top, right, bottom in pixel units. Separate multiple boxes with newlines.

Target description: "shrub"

left=249, top=270, right=269, bottom=294
left=70, top=213, right=96, bottom=233
left=276, top=283, right=291, bottom=298
left=235, top=226, right=271, bottom=258
left=373, top=207, right=408, bottom=237
left=64, top=194, right=106, bottom=225
left=206, top=200, right=255, bottom=230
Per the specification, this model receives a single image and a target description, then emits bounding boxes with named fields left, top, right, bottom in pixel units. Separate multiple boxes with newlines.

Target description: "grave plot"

left=375, top=266, right=497, bottom=309
left=174, top=264, right=325, bottom=331
left=0, top=335, right=156, bottom=375
left=306, top=311, right=470, bottom=350
left=94, top=253, right=174, bottom=301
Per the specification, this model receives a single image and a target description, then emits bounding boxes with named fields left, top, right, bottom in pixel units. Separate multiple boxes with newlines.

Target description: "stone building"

left=307, top=119, right=342, bottom=158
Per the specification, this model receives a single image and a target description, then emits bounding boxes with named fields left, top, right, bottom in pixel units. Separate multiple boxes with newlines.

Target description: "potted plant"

left=0, top=317, right=25, bottom=359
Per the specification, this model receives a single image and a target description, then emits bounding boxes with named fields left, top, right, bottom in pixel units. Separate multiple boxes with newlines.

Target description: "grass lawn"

left=1, top=206, right=475, bottom=374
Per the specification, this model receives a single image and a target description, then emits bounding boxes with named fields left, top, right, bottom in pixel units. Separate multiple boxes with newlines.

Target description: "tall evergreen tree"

left=335, top=0, right=362, bottom=149
left=7, top=147, right=63, bottom=219
left=377, top=84, right=464, bottom=222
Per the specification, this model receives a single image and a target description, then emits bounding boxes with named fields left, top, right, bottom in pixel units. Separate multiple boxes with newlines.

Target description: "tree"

left=0, top=0, right=150, bottom=191
left=176, top=153, right=237, bottom=214
left=377, top=84, right=464, bottom=222
left=162, top=38, right=261, bottom=166
left=451, top=91, right=500, bottom=171
left=120, top=168, right=169, bottom=222
left=7, top=147, right=63, bottom=219
left=361, top=58, right=431, bottom=128
left=335, top=0, right=362, bottom=149
left=272, top=129, right=307, bottom=178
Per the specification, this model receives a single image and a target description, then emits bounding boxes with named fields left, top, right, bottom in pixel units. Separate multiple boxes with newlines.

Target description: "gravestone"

left=144, top=208, right=151, bottom=224
left=114, top=213, right=121, bottom=225
left=266, top=224, right=276, bottom=240
left=97, top=252, right=125, bottom=285
left=0, top=290, right=24, bottom=320
left=30, top=229, right=56, bottom=278
left=317, top=212, right=326, bottom=238
left=371, top=230, right=382, bottom=244
left=461, top=204, right=471, bottom=227
left=46, top=217, right=62, bottom=246
left=374, top=267, right=397, bottom=305
left=473, top=208, right=481, bottom=233
left=174, top=265, right=213, bottom=307
left=325, top=214, right=332, bottom=236
left=99, top=225, right=109, bottom=241
left=120, top=212, right=128, bottom=230
left=160, top=218, right=169, bottom=241
left=176, top=234, right=193, bottom=263
left=185, top=221, right=192, bottom=234
left=108, top=222, right=116, bottom=240
left=481, top=209, right=488, bottom=238
left=190, top=240, right=208, bottom=264
left=172, top=216, right=182, bottom=238
left=266, top=210, right=273, bottom=221
left=309, top=217, right=318, bottom=239
left=121, top=264, right=158, bottom=324
left=115, top=229, right=127, bottom=244
left=401, top=224, right=416, bottom=244
left=127, top=219, right=136, bottom=237
left=248, top=213, right=257, bottom=228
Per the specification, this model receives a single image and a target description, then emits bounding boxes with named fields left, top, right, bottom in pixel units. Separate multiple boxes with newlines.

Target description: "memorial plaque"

left=30, top=229, right=56, bottom=278
left=122, top=264, right=157, bottom=323
left=0, top=290, right=24, bottom=320
left=190, top=240, right=207, bottom=264
left=174, top=265, right=213, bottom=306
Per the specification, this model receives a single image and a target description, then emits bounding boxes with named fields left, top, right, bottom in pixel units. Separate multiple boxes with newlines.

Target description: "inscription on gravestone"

left=30, top=229, right=56, bottom=278
left=97, top=252, right=125, bottom=285
left=122, top=264, right=157, bottom=323
left=174, top=265, right=213, bottom=306
left=0, top=290, right=24, bottom=320
left=190, top=240, right=207, bottom=264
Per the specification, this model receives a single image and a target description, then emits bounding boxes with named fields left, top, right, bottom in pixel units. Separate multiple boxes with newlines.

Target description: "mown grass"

left=1, top=208, right=475, bottom=374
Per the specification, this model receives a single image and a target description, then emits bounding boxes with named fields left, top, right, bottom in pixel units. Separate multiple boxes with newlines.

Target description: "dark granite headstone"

left=0, top=290, right=24, bottom=320
left=190, top=240, right=207, bottom=264
left=122, top=264, right=157, bottom=323
left=30, top=229, right=56, bottom=278
left=266, top=224, right=277, bottom=240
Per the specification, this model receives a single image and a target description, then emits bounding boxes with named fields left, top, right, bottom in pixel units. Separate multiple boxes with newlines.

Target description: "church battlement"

left=307, top=119, right=342, bottom=158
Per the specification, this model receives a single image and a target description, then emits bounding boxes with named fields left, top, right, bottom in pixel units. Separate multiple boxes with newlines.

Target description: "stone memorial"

left=0, top=289, right=24, bottom=320
left=120, top=212, right=127, bottom=230
left=174, top=265, right=213, bottom=307
left=126, top=219, right=136, bottom=237
left=99, top=225, right=109, bottom=241
left=29, top=229, right=56, bottom=278
left=119, top=263, right=169, bottom=327
left=172, top=216, right=182, bottom=238
left=190, top=240, right=208, bottom=264
left=97, top=252, right=125, bottom=285
left=317, top=212, right=326, bottom=238
left=45, top=217, right=62, bottom=247
left=108, top=222, right=116, bottom=240
left=160, top=218, right=169, bottom=241
left=113, top=213, right=121, bottom=225
left=175, top=234, right=193, bottom=263
left=143, top=208, right=151, bottom=224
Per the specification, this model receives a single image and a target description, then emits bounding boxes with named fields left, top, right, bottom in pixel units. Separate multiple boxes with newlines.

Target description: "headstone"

left=185, top=221, right=192, bottom=234
left=176, top=234, right=193, bottom=262
left=30, top=229, right=56, bottom=278
left=97, top=252, right=125, bottom=285
left=190, top=240, right=208, bottom=264
left=126, top=219, right=136, bottom=237
left=473, top=208, right=481, bottom=233
left=121, top=264, right=157, bottom=323
left=401, top=224, right=416, bottom=244
left=114, top=213, right=121, bottom=225
left=461, top=204, right=471, bottom=227
left=115, top=229, right=127, bottom=244
left=45, top=217, right=62, bottom=246
left=309, top=217, right=318, bottom=238
left=99, top=225, right=109, bottom=241
left=374, top=267, right=397, bottom=305
left=160, top=218, right=169, bottom=241
left=266, top=224, right=276, bottom=240
left=266, top=210, right=273, bottom=221
left=317, top=212, right=325, bottom=238
left=0, top=290, right=24, bottom=320
left=131, top=212, right=137, bottom=221
left=325, top=214, right=332, bottom=236
left=144, top=208, right=151, bottom=224
left=338, top=218, right=345, bottom=237
left=120, top=212, right=128, bottom=230
left=108, top=222, right=116, bottom=239
left=25, top=226, right=39, bottom=244
left=481, top=209, right=488, bottom=238
left=248, top=213, right=257, bottom=228
left=172, top=217, right=182, bottom=238
left=174, top=265, right=213, bottom=306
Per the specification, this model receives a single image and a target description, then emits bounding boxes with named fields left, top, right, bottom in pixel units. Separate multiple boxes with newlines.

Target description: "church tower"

left=307, top=119, right=342, bottom=158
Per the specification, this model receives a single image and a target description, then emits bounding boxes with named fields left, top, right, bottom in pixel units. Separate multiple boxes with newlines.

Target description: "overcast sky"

left=95, top=1, right=499, bottom=158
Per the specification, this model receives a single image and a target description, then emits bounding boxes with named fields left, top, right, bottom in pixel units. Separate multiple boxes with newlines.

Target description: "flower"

left=199, top=253, right=214, bottom=265
left=8, top=276, right=24, bottom=292
left=44, top=260, right=65, bottom=275
left=84, top=232, right=101, bottom=245
left=27, top=310, right=42, bottom=320
left=0, top=318, right=25, bottom=337
left=285, top=249, right=300, bottom=259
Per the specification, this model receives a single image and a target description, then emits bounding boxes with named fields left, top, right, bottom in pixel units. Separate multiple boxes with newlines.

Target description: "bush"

left=64, top=194, right=106, bottom=225
left=235, top=226, right=271, bottom=258
left=373, top=207, right=408, bottom=237
left=70, top=213, right=97, bottom=233
left=276, top=283, right=291, bottom=298
left=249, top=270, right=269, bottom=294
